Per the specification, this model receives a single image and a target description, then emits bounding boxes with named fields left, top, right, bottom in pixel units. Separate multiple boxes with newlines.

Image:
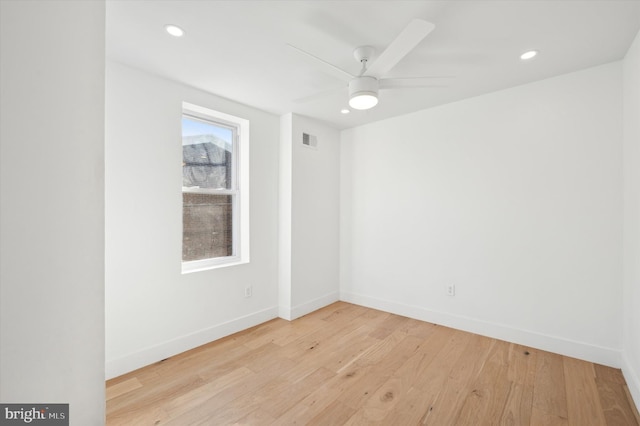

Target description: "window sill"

left=181, top=257, right=249, bottom=274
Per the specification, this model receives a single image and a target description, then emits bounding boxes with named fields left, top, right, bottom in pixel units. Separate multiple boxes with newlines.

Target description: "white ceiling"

left=106, top=0, right=640, bottom=130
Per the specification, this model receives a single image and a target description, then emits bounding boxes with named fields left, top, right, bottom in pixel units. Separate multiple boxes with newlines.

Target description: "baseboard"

left=340, top=291, right=621, bottom=368
left=105, top=306, right=278, bottom=380
left=279, top=291, right=339, bottom=321
left=622, top=352, right=640, bottom=414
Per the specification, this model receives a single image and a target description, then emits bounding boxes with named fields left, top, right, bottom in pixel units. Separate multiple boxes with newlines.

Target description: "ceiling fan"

left=289, top=19, right=444, bottom=110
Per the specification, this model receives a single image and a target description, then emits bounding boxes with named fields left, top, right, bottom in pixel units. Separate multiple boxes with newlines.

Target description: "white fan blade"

left=379, top=77, right=451, bottom=89
left=287, top=44, right=354, bottom=82
left=293, top=86, right=347, bottom=104
left=365, top=19, right=435, bottom=77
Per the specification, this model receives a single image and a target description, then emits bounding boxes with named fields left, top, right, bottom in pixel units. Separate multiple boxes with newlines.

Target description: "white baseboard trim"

left=279, top=291, right=340, bottom=321
left=622, top=352, right=640, bottom=414
left=340, top=291, right=621, bottom=368
left=105, top=306, right=278, bottom=380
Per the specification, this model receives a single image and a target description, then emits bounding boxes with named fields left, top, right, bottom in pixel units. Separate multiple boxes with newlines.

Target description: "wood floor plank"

left=106, top=302, right=639, bottom=425
left=389, top=328, right=474, bottom=424
left=106, top=377, right=142, bottom=401
left=231, top=408, right=276, bottom=425
left=624, top=384, right=640, bottom=425
left=107, top=372, right=205, bottom=419
left=340, top=327, right=409, bottom=372
left=400, top=317, right=439, bottom=339
left=241, top=318, right=301, bottom=349
left=269, top=370, right=363, bottom=425
left=418, top=333, right=494, bottom=425
left=341, top=334, right=425, bottom=411
left=530, top=408, right=570, bottom=426
left=306, top=400, right=354, bottom=425
left=107, top=406, right=169, bottom=426
left=367, top=313, right=410, bottom=340
left=163, top=357, right=298, bottom=425
left=507, top=343, right=538, bottom=386
left=500, top=382, right=535, bottom=426
left=267, top=367, right=336, bottom=419
left=162, top=367, right=254, bottom=420
left=272, top=332, right=425, bottom=424
left=454, top=339, right=513, bottom=425
left=500, top=344, right=537, bottom=425
left=345, top=375, right=408, bottom=423
left=596, top=377, right=639, bottom=425
left=563, top=356, right=607, bottom=425
left=594, top=364, right=626, bottom=385
left=532, top=350, right=569, bottom=422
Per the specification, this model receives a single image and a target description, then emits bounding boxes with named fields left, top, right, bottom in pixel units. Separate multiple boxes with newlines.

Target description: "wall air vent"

left=302, top=132, right=318, bottom=150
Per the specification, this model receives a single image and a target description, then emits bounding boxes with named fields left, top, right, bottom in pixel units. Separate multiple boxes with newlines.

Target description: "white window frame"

left=181, top=102, right=250, bottom=273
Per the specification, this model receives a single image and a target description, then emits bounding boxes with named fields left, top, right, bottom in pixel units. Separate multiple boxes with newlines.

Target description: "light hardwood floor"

left=106, top=302, right=640, bottom=425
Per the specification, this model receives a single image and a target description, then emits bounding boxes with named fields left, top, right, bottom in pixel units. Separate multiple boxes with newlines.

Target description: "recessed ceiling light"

left=340, top=109, right=350, bottom=114
left=165, top=25, right=184, bottom=37
left=520, top=50, right=538, bottom=60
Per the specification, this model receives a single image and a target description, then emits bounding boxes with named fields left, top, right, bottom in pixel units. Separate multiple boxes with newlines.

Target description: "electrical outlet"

left=244, top=285, right=252, bottom=298
left=447, top=284, right=455, bottom=296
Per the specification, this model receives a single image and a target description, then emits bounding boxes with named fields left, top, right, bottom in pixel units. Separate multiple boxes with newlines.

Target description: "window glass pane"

left=182, top=117, right=233, bottom=190
left=182, top=193, right=233, bottom=261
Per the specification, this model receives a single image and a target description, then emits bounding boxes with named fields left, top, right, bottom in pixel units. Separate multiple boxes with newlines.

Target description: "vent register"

left=302, top=133, right=318, bottom=150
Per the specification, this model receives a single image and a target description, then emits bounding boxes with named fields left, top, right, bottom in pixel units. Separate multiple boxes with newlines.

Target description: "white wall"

left=279, top=114, right=341, bottom=319
left=105, top=62, right=280, bottom=378
left=341, top=62, right=623, bottom=367
left=0, top=1, right=106, bottom=424
left=623, top=28, right=640, bottom=410
left=279, top=114, right=294, bottom=318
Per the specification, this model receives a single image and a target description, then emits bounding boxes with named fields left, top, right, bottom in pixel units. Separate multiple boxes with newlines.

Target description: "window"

left=181, top=102, right=249, bottom=273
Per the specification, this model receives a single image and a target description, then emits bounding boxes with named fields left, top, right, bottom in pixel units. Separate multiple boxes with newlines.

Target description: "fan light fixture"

left=348, top=76, right=379, bottom=110
left=349, top=94, right=378, bottom=110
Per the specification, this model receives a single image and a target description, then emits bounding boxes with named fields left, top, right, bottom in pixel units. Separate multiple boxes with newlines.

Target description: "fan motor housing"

left=348, top=76, right=379, bottom=97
